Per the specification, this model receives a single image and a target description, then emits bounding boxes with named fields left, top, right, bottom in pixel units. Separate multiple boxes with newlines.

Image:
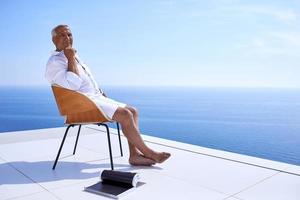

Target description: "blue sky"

left=1, top=0, right=300, bottom=87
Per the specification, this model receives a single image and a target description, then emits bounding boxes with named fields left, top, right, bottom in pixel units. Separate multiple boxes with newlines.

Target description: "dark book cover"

left=84, top=170, right=142, bottom=199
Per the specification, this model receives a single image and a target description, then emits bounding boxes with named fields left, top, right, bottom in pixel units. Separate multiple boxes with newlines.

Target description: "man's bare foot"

left=150, top=152, right=171, bottom=163
left=129, top=154, right=156, bottom=166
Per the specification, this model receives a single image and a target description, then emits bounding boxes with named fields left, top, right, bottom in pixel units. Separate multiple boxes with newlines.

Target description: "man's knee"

left=127, top=106, right=138, bottom=117
left=113, top=107, right=133, bottom=123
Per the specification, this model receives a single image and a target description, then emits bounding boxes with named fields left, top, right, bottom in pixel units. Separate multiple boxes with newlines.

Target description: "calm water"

left=1, top=86, right=300, bottom=166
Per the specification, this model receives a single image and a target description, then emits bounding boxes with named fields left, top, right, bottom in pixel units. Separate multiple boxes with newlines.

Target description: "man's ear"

left=52, top=36, right=57, bottom=46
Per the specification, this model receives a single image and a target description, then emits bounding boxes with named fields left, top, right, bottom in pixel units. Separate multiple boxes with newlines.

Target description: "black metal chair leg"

left=116, top=122, right=123, bottom=157
left=102, top=124, right=114, bottom=170
left=52, top=125, right=74, bottom=170
left=73, top=125, right=82, bottom=155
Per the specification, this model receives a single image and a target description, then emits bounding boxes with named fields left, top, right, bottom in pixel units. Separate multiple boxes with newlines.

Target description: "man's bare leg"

left=125, top=106, right=155, bottom=165
left=125, top=106, right=141, bottom=155
left=112, top=107, right=170, bottom=164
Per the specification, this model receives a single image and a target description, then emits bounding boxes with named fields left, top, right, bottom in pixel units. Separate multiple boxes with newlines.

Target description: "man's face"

left=53, top=26, right=73, bottom=51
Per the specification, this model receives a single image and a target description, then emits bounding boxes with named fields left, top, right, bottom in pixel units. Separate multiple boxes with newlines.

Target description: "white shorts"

left=84, top=93, right=126, bottom=120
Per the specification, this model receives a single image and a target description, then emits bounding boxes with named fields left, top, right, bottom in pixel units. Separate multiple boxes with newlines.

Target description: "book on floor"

left=84, top=170, right=142, bottom=199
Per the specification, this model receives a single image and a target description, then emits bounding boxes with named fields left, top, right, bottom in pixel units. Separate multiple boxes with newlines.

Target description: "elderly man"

left=45, top=25, right=170, bottom=166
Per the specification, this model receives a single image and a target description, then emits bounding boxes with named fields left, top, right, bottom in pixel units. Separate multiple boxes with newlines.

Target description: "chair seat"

left=65, top=109, right=112, bottom=124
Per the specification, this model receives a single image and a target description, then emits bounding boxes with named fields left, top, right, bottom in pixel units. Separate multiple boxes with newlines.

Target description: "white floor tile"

left=75, top=132, right=127, bottom=156
left=130, top=171, right=227, bottom=200
left=236, top=172, right=300, bottom=200
left=144, top=142, right=277, bottom=196
left=1, top=127, right=299, bottom=200
left=284, top=164, right=300, bottom=175
left=0, top=132, right=116, bottom=170
left=49, top=177, right=111, bottom=200
left=0, top=162, right=44, bottom=200
left=0, top=126, right=115, bottom=162
left=8, top=191, right=59, bottom=200
left=6, top=151, right=115, bottom=190
left=0, top=138, right=76, bottom=162
left=49, top=171, right=227, bottom=200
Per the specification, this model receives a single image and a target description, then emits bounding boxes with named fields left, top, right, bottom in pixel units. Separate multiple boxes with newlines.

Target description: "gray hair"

left=51, top=25, right=69, bottom=37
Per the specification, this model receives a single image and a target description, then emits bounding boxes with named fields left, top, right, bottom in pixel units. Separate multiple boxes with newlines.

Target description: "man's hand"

left=64, top=46, right=76, bottom=60
left=64, top=46, right=79, bottom=75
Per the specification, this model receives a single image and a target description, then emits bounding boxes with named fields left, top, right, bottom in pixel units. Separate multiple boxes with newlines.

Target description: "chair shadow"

left=0, top=158, right=162, bottom=185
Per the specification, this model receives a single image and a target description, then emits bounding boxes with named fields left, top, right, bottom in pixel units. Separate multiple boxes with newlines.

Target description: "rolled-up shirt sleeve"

left=45, top=56, right=83, bottom=91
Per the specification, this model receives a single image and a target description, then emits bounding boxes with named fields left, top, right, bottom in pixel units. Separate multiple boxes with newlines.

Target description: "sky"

left=1, top=0, right=300, bottom=87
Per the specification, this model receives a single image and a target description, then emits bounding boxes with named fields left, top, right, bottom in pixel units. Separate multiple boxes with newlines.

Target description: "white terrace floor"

left=0, top=126, right=299, bottom=200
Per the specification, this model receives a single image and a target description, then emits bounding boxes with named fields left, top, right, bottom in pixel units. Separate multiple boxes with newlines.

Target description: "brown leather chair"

left=51, top=84, right=123, bottom=170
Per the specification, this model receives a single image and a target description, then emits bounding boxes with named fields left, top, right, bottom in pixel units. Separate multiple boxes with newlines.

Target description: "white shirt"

left=45, top=51, right=126, bottom=119
left=45, top=51, right=101, bottom=95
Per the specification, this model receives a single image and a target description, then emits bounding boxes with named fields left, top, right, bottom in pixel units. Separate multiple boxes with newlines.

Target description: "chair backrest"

left=51, top=84, right=111, bottom=124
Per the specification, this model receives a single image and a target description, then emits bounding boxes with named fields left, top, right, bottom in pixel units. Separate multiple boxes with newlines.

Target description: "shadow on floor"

left=0, top=159, right=162, bottom=185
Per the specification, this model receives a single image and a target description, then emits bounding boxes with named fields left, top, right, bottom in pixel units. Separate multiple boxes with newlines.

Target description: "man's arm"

left=64, top=46, right=79, bottom=75
left=45, top=51, right=83, bottom=90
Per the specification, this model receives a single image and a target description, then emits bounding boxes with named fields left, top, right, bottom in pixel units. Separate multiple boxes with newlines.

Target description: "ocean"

left=1, top=86, right=300, bottom=166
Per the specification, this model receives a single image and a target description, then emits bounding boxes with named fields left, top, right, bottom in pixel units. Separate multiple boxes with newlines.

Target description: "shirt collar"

left=50, top=51, right=63, bottom=56
left=50, top=51, right=79, bottom=59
